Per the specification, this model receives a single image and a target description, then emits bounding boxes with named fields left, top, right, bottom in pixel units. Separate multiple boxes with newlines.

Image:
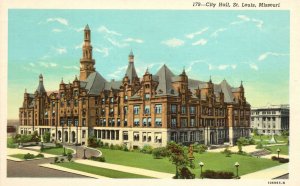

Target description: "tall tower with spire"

left=80, top=24, right=95, bottom=81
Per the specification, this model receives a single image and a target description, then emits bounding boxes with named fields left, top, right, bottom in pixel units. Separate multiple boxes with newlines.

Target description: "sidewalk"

left=7, top=148, right=58, bottom=161
left=75, top=159, right=174, bottom=178
left=241, top=163, right=288, bottom=179
left=39, top=163, right=108, bottom=179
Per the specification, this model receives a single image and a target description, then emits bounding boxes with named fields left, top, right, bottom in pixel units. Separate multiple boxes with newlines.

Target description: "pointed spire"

left=84, top=24, right=90, bottom=30
left=39, top=74, right=43, bottom=82
left=145, top=67, right=149, bottom=75
left=61, top=77, right=64, bottom=84
left=36, top=74, right=46, bottom=93
left=240, top=80, right=243, bottom=87
left=25, top=88, right=27, bottom=93
left=181, top=66, right=186, bottom=76
left=75, top=75, right=78, bottom=81
left=209, top=75, right=212, bottom=83
left=128, top=49, right=134, bottom=63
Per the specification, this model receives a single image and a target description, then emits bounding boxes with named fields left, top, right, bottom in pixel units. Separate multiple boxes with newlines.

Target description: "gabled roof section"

left=104, top=80, right=122, bottom=90
left=84, top=71, right=107, bottom=95
left=219, top=79, right=234, bottom=103
left=155, top=64, right=176, bottom=95
left=125, top=61, right=138, bottom=83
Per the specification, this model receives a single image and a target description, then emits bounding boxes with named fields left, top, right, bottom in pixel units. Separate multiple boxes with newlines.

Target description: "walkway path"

left=65, top=145, right=101, bottom=159
left=241, top=163, right=288, bottom=179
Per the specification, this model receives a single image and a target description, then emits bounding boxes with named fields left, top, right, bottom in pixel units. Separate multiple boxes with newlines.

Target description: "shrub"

left=256, top=142, right=263, bottom=149
left=54, top=157, right=59, bottom=163
left=35, top=153, right=44, bottom=158
left=199, top=144, right=208, bottom=153
left=55, top=143, right=63, bottom=148
left=271, top=156, right=289, bottom=163
left=88, top=136, right=98, bottom=148
left=90, top=156, right=106, bottom=162
left=113, top=144, right=122, bottom=150
left=60, top=158, right=65, bottom=163
left=202, top=170, right=234, bottom=179
left=103, top=142, right=109, bottom=148
left=7, top=137, right=17, bottom=148
left=122, top=144, right=129, bottom=151
left=43, top=131, right=51, bottom=143
left=24, top=153, right=35, bottom=160
left=110, top=144, right=114, bottom=149
left=140, top=145, right=153, bottom=154
left=222, top=147, right=232, bottom=157
left=179, top=167, right=195, bottom=179
left=67, top=152, right=73, bottom=162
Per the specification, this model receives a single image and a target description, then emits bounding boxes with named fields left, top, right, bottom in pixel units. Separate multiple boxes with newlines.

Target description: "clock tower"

left=79, top=24, right=95, bottom=81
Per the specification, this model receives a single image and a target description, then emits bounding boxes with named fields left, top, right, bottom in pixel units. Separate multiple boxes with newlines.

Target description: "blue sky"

left=8, top=10, right=289, bottom=119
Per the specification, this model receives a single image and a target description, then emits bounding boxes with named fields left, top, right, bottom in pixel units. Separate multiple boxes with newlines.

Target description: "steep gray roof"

left=84, top=71, right=107, bottom=95
left=125, top=62, right=138, bottom=83
left=36, top=74, right=46, bottom=93
left=188, top=79, right=207, bottom=90
left=219, top=80, right=235, bottom=103
left=104, top=80, right=122, bottom=90
left=155, top=65, right=177, bottom=95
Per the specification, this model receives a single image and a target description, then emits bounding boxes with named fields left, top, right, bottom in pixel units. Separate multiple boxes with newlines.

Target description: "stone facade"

left=19, top=25, right=251, bottom=148
left=251, top=105, right=289, bottom=135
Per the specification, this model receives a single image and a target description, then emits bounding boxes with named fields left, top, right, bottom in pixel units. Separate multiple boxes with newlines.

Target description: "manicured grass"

left=42, top=147, right=73, bottom=155
left=252, top=135, right=288, bottom=144
left=9, top=154, right=27, bottom=159
left=56, top=162, right=154, bottom=178
left=100, top=148, right=282, bottom=178
left=266, top=145, right=289, bottom=155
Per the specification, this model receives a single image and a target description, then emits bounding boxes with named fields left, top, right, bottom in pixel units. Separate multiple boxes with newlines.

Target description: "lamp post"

left=199, top=161, right=204, bottom=179
left=83, top=146, right=87, bottom=159
left=277, top=148, right=281, bottom=159
left=75, top=137, right=77, bottom=158
left=40, top=134, right=44, bottom=152
left=235, top=162, right=240, bottom=179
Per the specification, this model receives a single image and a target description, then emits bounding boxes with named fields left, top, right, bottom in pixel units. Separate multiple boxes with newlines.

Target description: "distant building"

left=19, top=25, right=251, bottom=148
left=251, top=105, right=289, bottom=135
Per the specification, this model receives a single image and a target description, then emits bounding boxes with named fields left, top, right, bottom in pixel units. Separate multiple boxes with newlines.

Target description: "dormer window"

left=145, top=94, right=150, bottom=100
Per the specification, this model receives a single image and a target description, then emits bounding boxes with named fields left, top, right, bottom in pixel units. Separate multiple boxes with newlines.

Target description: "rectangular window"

left=74, top=118, right=78, bottom=126
left=171, top=132, right=177, bottom=142
left=181, top=118, right=187, bottom=127
left=143, top=118, right=147, bottom=127
left=171, top=104, right=177, bottom=114
left=154, top=132, right=162, bottom=143
left=155, top=104, right=162, bottom=114
left=123, top=131, right=128, bottom=140
left=134, top=105, right=139, bottom=115
left=147, top=118, right=151, bottom=127
left=67, top=118, right=72, bottom=126
left=190, top=106, right=196, bottom=114
left=134, top=118, right=140, bottom=127
left=155, top=118, right=162, bottom=127
left=124, top=106, right=128, bottom=115
left=142, top=132, right=147, bottom=142
left=144, top=93, right=150, bottom=100
left=82, top=118, right=86, bottom=126
left=124, top=119, right=127, bottom=127
left=190, top=118, right=195, bottom=127
left=181, top=106, right=186, bottom=114
left=171, top=118, right=177, bottom=128
left=117, top=119, right=121, bottom=127
left=133, top=132, right=139, bottom=141
left=190, top=131, right=195, bottom=142
left=82, top=130, right=86, bottom=138
left=144, top=105, right=150, bottom=114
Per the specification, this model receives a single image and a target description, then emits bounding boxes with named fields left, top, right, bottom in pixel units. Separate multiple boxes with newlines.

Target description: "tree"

left=31, top=131, right=40, bottom=143
left=166, top=142, right=190, bottom=178
left=67, top=152, right=73, bottom=162
left=253, top=128, right=258, bottom=136
left=43, top=131, right=51, bottom=143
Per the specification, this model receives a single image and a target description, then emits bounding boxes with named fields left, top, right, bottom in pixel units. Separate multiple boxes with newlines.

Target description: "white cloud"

left=39, top=62, right=57, bottom=68
left=46, top=18, right=68, bottom=26
left=94, top=47, right=109, bottom=57
left=192, top=39, right=208, bottom=46
left=249, top=63, right=258, bottom=70
left=54, top=47, right=67, bottom=54
left=210, top=28, right=227, bottom=38
left=98, top=26, right=122, bottom=36
left=63, top=66, right=79, bottom=70
left=107, top=38, right=128, bottom=48
left=258, top=52, right=289, bottom=61
left=161, top=38, right=185, bottom=47
left=29, top=63, right=35, bottom=67
left=208, top=64, right=237, bottom=70
left=185, top=60, right=206, bottom=73
left=231, top=15, right=264, bottom=29
left=108, top=65, right=128, bottom=79
left=74, top=42, right=84, bottom=50
left=52, top=28, right=62, bottom=32
left=123, top=38, right=144, bottom=44
left=185, top=27, right=209, bottom=39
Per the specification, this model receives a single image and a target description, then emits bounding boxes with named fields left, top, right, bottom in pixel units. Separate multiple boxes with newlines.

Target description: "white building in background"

left=251, top=104, right=289, bottom=135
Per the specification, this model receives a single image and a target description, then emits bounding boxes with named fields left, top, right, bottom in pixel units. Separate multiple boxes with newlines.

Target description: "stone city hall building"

left=19, top=25, right=251, bottom=148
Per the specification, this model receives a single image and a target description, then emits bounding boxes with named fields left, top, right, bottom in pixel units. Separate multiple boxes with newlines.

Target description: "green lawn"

left=9, top=153, right=42, bottom=160
left=56, top=162, right=154, bottom=178
left=100, top=148, right=282, bottom=178
left=266, top=145, right=289, bottom=155
left=42, top=147, right=73, bottom=155
left=252, top=135, right=288, bottom=144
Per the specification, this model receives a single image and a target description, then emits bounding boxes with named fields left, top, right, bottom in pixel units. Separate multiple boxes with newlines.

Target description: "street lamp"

left=235, top=162, right=240, bottom=179
left=40, top=134, right=44, bottom=152
left=83, top=146, right=87, bottom=159
left=199, top=161, right=204, bottom=179
left=75, top=137, right=77, bottom=158
left=277, top=148, right=281, bottom=159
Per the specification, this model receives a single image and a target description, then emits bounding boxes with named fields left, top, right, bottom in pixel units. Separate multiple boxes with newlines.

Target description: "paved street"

left=7, top=158, right=87, bottom=178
